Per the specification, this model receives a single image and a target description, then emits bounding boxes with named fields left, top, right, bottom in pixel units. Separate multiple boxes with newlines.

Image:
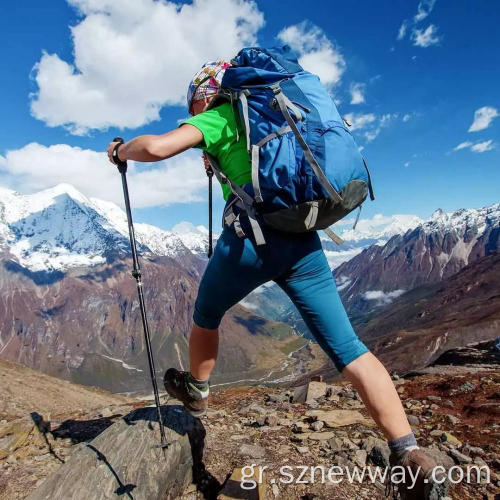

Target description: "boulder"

left=28, top=405, right=208, bottom=500
left=449, top=449, right=472, bottom=464
left=440, top=432, right=462, bottom=447
left=308, top=432, right=336, bottom=441
left=310, top=421, right=324, bottom=432
left=362, top=437, right=390, bottom=467
left=353, top=449, right=367, bottom=467
left=407, top=415, right=420, bottom=426
left=292, top=382, right=327, bottom=404
left=445, top=415, right=460, bottom=426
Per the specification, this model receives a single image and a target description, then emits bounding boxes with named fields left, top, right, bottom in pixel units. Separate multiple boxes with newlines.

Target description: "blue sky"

left=0, top=0, right=498, bottom=231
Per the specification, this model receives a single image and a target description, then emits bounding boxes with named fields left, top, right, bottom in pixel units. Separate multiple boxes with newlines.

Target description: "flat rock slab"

left=305, top=409, right=372, bottom=428
left=218, top=467, right=266, bottom=500
left=308, top=432, right=336, bottom=441
left=28, top=405, right=205, bottom=500
left=238, top=444, right=266, bottom=459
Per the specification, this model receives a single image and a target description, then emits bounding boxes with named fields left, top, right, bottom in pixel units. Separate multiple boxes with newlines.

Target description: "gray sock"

left=388, top=432, right=419, bottom=456
left=187, top=373, right=210, bottom=399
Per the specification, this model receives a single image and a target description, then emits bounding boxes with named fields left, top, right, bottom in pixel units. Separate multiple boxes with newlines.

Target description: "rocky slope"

left=1, top=359, right=498, bottom=499
left=336, top=204, right=500, bottom=316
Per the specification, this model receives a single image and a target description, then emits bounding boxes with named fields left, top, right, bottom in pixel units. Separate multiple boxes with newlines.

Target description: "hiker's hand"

left=202, top=153, right=211, bottom=173
left=107, top=141, right=124, bottom=165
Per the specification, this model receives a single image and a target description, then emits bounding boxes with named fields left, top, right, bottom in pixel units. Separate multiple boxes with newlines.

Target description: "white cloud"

left=397, top=1, right=440, bottom=47
left=343, top=113, right=376, bottom=131
left=397, top=21, right=408, bottom=40
left=349, top=82, right=366, bottom=105
left=335, top=275, right=353, bottom=292
left=414, top=0, right=437, bottom=22
left=0, top=143, right=208, bottom=208
left=468, top=106, right=499, bottom=132
left=470, top=140, right=495, bottom=153
left=343, top=112, right=401, bottom=143
left=412, top=24, right=442, bottom=47
left=278, top=21, right=346, bottom=87
left=453, top=141, right=473, bottom=151
left=452, top=139, right=495, bottom=153
left=363, top=289, right=405, bottom=305
left=404, top=161, right=410, bottom=167
left=30, top=0, right=264, bottom=134
left=403, top=113, right=412, bottom=122
left=364, top=113, right=398, bottom=142
left=325, top=248, right=363, bottom=269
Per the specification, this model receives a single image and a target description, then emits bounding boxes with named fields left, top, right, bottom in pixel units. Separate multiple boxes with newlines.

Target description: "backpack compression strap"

left=271, top=85, right=343, bottom=205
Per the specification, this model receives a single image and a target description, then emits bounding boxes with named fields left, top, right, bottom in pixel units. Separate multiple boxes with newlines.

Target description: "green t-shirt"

left=180, top=102, right=251, bottom=201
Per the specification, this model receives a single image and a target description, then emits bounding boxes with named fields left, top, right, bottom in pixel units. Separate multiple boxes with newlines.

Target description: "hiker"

left=107, top=54, right=446, bottom=499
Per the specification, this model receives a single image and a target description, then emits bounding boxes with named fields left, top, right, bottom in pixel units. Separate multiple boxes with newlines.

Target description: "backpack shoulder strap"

left=204, top=153, right=266, bottom=246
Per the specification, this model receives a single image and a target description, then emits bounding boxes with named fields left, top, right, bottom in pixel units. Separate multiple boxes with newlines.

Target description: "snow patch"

left=100, top=354, right=143, bottom=372
left=335, top=275, right=353, bottom=292
left=363, top=289, right=405, bottom=306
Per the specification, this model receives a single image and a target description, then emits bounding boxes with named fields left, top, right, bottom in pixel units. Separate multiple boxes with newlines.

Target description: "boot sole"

left=187, top=407, right=207, bottom=418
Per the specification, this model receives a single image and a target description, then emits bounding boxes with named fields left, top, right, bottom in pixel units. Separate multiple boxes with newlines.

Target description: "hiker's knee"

left=314, top=333, right=370, bottom=373
left=335, top=339, right=370, bottom=372
left=193, top=300, right=223, bottom=330
left=191, top=322, right=218, bottom=335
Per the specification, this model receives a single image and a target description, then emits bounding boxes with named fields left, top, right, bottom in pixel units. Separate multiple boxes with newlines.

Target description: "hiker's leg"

left=342, top=352, right=411, bottom=439
left=275, top=242, right=411, bottom=441
left=189, top=324, right=218, bottom=381
left=189, top=225, right=278, bottom=380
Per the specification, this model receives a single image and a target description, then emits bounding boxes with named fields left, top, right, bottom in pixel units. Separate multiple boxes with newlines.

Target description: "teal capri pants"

left=193, top=221, right=369, bottom=372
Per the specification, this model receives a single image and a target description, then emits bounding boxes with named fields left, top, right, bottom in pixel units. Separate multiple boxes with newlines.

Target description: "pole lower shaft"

left=120, top=171, right=167, bottom=445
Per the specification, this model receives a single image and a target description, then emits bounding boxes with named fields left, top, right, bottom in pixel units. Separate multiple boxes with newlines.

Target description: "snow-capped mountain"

left=320, top=214, right=424, bottom=269
left=171, top=221, right=218, bottom=256
left=336, top=203, right=500, bottom=315
left=0, top=184, right=193, bottom=272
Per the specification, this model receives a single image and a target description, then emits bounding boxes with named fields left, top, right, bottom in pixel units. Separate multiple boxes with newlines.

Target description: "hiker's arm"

left=107, top=125, right=203, bottom=163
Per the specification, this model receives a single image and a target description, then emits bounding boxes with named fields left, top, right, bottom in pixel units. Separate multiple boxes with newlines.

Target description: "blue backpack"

left=205, top=45, right=374, bottom=249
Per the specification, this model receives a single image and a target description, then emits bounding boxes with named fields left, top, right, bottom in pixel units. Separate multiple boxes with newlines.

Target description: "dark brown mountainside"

left=364, top=252, right=500, bottom=371
left=0, top=252, right=300, bottom=392
left=296, top=253, right=500, bottom=382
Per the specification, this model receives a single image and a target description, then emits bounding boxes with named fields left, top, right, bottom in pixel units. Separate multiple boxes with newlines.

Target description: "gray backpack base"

left=261, top=179, right=368, bottom=234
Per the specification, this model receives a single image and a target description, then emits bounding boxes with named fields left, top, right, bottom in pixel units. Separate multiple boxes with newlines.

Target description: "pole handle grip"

left=112, top=137, right=128, bottom=173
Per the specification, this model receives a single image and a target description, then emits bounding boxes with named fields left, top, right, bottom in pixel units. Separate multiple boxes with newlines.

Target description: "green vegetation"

left=280, top=336, right=308, bottom=355
left=267, top=323, right=295, bottom=339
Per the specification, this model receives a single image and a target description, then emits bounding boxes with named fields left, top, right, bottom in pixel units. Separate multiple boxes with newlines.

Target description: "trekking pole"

left=111, top=137, right=168, bottom=449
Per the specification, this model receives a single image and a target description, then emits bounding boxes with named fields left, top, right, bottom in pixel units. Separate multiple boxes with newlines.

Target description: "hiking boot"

left=163, top=368, right=208, bottom=417
left=387, top=448, right=449, bottom=500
